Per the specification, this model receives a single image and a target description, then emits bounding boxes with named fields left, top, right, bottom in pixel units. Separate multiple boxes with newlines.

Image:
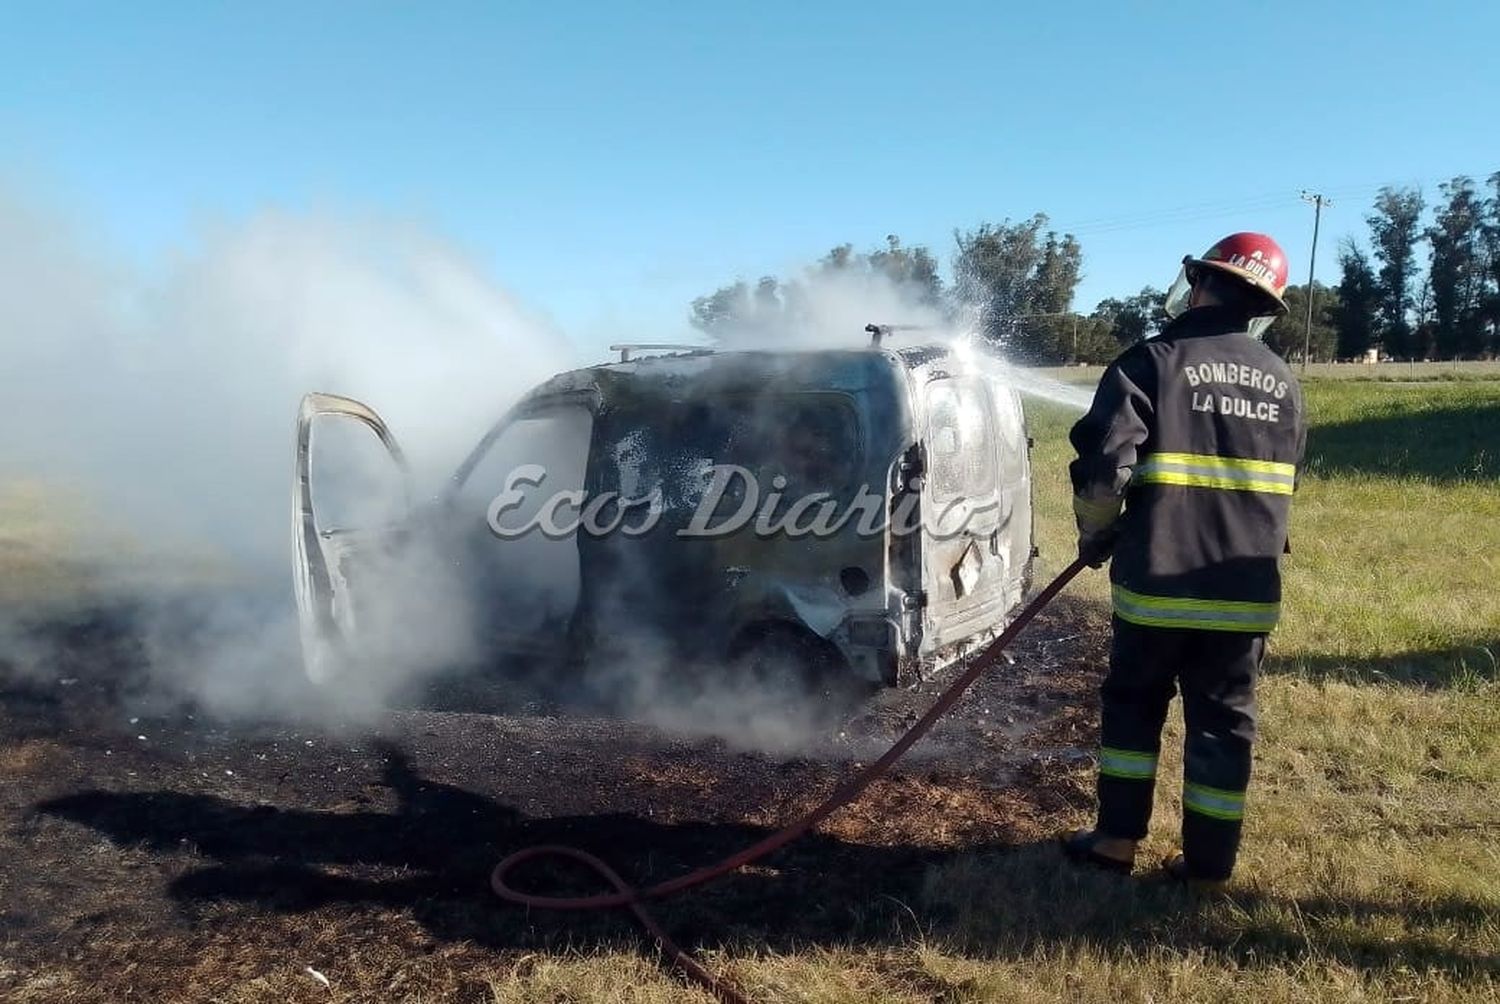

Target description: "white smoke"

left=699, top=258, right=948, bottom=350
left=0, top=193, right=1088, bottom=741
left=698, top=255, right=1094, bottom=410
left=0, top=185, right=575, bottom=717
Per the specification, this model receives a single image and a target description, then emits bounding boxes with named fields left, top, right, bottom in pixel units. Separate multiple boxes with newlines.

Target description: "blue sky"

left=5, top=2, right=1498, bottom=352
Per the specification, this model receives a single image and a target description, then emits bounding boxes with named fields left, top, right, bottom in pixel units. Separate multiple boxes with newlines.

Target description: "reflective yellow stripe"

left=1136, top=452, right=1296, bottom=495
left=1184, top=782, right=1246, bottom=821
left=1099, top=746, right=1157, bottom=780
left=1151, top=452, right=1295, bottom=476
left=1112, top=585, right=1280, bottom=633
left=1073, top=494, right=1123, bottom=532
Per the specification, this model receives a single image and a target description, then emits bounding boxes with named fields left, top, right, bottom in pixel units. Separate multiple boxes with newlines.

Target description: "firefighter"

left=1061, top=232, right=1307, bottom=884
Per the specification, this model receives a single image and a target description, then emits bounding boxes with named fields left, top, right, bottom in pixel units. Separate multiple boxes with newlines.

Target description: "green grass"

left=987, top=376, right=1500, bottom=1002
left=1040, top=360, right=1500, bottom=386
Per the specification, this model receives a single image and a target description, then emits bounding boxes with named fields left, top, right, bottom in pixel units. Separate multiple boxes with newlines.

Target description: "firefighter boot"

left=1062, top=828, right=1137, bottom=873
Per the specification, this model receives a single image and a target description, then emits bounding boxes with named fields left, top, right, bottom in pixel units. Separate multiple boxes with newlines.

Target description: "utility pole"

left=1299, top=191, right=1332, bottom=374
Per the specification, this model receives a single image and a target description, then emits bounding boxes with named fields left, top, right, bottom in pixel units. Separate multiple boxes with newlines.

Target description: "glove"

left=1078, top=527, right=1117, bottom=569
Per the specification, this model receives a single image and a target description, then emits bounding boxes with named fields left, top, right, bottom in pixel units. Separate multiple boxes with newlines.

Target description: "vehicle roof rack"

left=864, top=323, right=930, bottom=346
left=608, top=343, right=715, bottom=362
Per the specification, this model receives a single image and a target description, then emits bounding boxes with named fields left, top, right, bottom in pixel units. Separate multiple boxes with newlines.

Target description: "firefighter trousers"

left=1094, top=617, right=1264, bottom=880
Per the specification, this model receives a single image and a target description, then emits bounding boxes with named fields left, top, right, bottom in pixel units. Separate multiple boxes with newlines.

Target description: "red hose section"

left=491, top=557, right=1087, bottom=1003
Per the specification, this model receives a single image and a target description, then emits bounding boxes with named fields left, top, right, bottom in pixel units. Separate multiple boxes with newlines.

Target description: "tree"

left=1481, top=172, right=1500, bottom=355
left=863, top=235, right=945, bottom=308
left=1033, top=232, right=1083, bottom=314
left=1071, top=314, right=1125, bottom=365
left=951, top=215, right=1084, bottom=363
left=688, top=235, right=944, bottom=338
left=1333, top=239, right=1380, bottom=359
left=1425, top=176, right=1486, bottom=359
left=1265, top=282, right=1339, bottom=362
left=1091, top=286, right=1166, bottom=346
left=689, top=280, right=755, bottom=334
left=1413, top=274, right=1438, bottom=360
left=1366, top=186, right=1426, bottom=358
left=951, top=215, right=1046, bottom=321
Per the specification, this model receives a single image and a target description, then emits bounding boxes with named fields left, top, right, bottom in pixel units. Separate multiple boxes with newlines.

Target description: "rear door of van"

left=918, top=375, right=1018, bottom=653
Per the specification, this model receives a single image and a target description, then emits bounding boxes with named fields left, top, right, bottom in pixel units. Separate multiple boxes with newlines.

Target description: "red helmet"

left=1185, top=232, right=1290, bottom=315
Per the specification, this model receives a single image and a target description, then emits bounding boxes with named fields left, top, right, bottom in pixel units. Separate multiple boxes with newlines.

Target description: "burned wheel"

left=727, top=624, right=863, bottom=704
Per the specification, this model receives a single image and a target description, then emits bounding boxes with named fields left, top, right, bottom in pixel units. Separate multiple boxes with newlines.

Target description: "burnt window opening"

left=926, top=378, right=998, bottom=502
left=599, top=393, right=861, bottom=514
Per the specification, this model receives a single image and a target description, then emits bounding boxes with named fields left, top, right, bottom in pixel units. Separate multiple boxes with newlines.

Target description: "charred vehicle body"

left=292, top=335, right=1035, bottom=693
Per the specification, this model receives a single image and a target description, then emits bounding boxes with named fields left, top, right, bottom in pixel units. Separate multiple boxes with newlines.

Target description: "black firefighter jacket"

left=1069, top=305, right=1307, bottom=633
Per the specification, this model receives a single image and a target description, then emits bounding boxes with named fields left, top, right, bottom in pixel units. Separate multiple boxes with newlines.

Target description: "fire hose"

left=490, top=557, right=1087, bottom=1003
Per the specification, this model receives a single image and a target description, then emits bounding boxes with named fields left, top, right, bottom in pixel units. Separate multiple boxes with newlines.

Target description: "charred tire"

left=727, top=623, right=847, bottom=697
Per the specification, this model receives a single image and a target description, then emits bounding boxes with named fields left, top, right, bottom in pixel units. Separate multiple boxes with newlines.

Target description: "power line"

left=1045, top=177, right=1443, bottom=239
left=1058, top=192, right=1300, bottom=231
left=1059, top=194, right=1299, bottom=236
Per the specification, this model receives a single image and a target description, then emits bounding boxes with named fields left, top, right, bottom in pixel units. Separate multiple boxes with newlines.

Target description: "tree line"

left=1331, top=176, right=1500, bottom=361
left=689, top=172, right=1500, bottom=365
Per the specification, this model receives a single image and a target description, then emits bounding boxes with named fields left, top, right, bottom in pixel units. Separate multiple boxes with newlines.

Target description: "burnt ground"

left=0, top=597, right=1108, bottom=1003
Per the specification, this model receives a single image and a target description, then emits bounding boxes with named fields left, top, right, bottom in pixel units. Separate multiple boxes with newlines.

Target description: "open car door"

left=295, top=386, right=595, bottom=691
left=292, top=392, right=415, bottom=683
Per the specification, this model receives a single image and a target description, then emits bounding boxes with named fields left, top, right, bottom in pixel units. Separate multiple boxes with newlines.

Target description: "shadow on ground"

left=1304, top=402, right=1499, bottom=483
left=38, top=751, right=1497, bottom=982
left=37, top=750, right=953, bottom=955
left=1266, top=637, right=1499, bottom=688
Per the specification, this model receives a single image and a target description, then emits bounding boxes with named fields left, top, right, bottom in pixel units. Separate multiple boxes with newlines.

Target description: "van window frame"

left=445, top=390, right=600, bottom=499
left=592, top=389, right=866, bottom=506
left=924, top=376, right=999, bottom=504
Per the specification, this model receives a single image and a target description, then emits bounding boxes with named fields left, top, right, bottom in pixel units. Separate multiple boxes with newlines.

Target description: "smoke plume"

left=0, top=185, right=574, bottom=718
left=0, top=190, right=1088, bottom=746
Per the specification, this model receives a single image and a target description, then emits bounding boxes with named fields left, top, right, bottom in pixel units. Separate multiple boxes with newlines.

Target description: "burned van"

left=292, top=335, right=1034, bottom=693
